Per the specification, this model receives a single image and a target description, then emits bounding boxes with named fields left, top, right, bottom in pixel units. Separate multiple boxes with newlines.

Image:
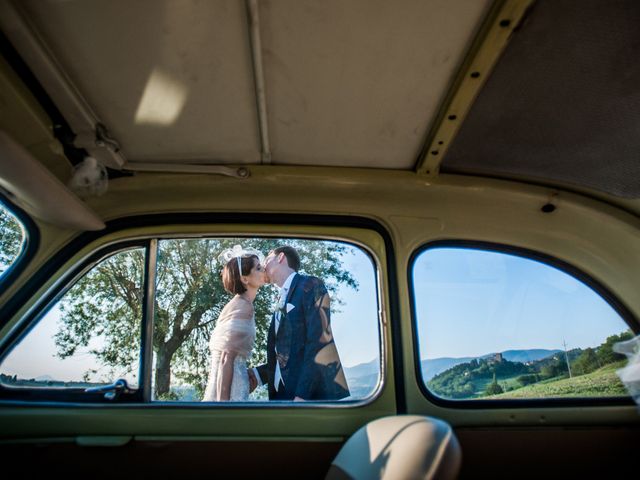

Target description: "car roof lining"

left=1, top=0, right=491, bottom=170
left=0, top=0, right=638, bottom=203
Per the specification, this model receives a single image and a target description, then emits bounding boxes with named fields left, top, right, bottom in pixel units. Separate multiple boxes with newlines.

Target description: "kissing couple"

left=202, top=245, right=350, bottom=402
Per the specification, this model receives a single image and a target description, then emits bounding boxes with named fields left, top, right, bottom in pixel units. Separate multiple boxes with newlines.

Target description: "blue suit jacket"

left=257, top=274, right=350, bottom=400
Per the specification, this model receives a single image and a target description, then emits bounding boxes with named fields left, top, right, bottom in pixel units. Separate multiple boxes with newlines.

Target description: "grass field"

left=486, top=361, right=629, bottom=399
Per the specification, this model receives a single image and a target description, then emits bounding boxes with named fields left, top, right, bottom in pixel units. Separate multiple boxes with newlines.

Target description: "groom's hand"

left=247, top=368, right=257, bottom=393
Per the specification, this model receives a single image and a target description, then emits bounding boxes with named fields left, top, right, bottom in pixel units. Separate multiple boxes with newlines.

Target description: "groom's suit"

left=256, top=273, right=350, bottom=400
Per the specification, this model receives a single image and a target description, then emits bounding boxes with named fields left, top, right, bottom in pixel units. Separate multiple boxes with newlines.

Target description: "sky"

left=0, top=242, right=630, bottom=384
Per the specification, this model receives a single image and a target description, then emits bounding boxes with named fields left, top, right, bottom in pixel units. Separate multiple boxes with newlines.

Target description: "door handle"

left=85, top=379, right=134, bottom=400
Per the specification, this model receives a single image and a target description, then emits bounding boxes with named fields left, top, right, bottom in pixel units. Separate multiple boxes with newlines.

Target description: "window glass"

left=0, top=248, right=145, bottom=389
left=0, top=201, right=26, bottom=279
left=412, top=247, right=632, bottom=401
left=152, top=238, right=380, bottom=402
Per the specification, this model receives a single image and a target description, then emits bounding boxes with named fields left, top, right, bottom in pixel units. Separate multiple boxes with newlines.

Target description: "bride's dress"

left=203, top=295, right=256, bottom=401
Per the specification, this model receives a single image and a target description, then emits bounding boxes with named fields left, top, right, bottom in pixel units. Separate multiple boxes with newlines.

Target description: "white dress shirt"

left=254, top=272, right=297, bottom=390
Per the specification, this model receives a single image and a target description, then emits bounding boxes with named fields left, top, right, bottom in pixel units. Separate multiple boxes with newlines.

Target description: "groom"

left=249, top=246, right=349, bottom=401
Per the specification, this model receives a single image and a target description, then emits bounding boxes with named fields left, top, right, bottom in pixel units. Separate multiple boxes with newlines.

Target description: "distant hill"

left=344, top=358, right=379, bottom=379
left=421, top=357, right=478, bottom=381
left=424, top=347, right=611, bottom=399
left=341, top=350, right=563, bottom=388
left=340, top=350, right=564, bottom=398
left=421, top=349, right=561, bottom=381
left=343, top=359, right=380, bottom=399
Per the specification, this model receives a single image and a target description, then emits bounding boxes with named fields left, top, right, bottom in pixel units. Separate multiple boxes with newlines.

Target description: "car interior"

left=0, top=0, right=639, bottom=478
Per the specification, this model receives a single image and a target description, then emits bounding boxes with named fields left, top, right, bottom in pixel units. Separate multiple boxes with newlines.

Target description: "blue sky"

left=329, top=245, right=380, bottom=368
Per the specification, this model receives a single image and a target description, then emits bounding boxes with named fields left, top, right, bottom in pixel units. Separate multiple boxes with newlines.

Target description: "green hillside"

left=426, top=331, right=633, bottom=400
left=487, top=361, right=628, bottom=399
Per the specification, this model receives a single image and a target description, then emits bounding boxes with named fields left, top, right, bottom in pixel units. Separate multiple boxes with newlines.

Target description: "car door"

left=0, top=216, right=397, bottom=477
left=401, top=225, right=640, bottom=477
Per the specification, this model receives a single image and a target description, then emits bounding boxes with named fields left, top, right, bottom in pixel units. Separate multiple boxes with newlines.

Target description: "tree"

left=53, top=238, right=358, bottom=399
left=538, top=354, right=570, bottom=379
left=484, top=373, right=503, bottom=396
left=517, top=374, right=538, bottom=386
left=572, top=348, right=599, bottom=376
left=597, top=331, right=634, bottom=366
left=54, top=247, right=145, bottom=384
left=0, top=204, right=24, bottom=274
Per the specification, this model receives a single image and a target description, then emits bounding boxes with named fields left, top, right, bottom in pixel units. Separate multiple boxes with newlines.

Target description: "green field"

left=486, top=361, right=629, bottom=399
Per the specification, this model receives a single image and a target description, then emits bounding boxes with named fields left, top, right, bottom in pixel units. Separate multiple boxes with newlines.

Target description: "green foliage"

left=517, top=374, right=539, bottom=386
left=538, top=355, right=570, bottom=379
left=572, top=347, right=600, bottom=375
left=484, top=374, right=503, bottom=396
left=597, top=331, right=634, bottom=365
left=55, top=249, right=145, bottom=383
left=0, top=203, right=25, bottom=275
left=54, top=238, right=357, bottom=400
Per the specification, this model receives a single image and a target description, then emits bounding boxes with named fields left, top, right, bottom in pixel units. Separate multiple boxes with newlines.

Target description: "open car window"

left=411, top=245, right=634, bottom=404
left=0, top=236, right=382, bottom=405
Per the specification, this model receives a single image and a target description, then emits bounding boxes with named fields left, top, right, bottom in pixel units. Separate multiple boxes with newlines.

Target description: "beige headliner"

left=9, top=0, right=490, bottom=168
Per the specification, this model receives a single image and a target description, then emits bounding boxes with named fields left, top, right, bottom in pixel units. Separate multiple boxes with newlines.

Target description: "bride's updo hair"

left=222, top=255, right=259, bottom=295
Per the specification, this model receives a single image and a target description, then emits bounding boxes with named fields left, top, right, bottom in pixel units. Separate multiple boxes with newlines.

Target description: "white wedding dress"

left=202, top=295, right=256, bottom=401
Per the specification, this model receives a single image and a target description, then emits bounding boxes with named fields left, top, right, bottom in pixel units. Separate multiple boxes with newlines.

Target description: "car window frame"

left=147, top=233, right=386, bottom=407
left=408, top=239, right=639, bottom=410
left=0, top=215, right=396, bottom=410
left=0, top=192, right=39, bottom=294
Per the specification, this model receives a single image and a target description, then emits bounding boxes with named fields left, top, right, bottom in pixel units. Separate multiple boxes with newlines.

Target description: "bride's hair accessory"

left=217, top=244, right=264, bottom=274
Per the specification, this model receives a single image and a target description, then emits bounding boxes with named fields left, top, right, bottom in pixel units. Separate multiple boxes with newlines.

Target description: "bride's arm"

left=216, top=350, right=238, bottom=401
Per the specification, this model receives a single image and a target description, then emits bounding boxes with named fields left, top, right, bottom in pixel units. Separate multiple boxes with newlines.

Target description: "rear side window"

left=412, top=246, right=634, bottom=402
left=0, top=200, right=26, bottom=279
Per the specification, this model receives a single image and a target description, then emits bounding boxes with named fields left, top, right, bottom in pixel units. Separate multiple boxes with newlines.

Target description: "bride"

left=202, top=246, right=266, bottom=401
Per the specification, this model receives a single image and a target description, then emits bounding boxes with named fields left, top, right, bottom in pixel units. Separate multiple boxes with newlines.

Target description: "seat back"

left=326, top=415, right=461, bottom=480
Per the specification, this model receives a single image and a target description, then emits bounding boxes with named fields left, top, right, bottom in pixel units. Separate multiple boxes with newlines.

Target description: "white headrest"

left=327, top=415, right=461, bottom=480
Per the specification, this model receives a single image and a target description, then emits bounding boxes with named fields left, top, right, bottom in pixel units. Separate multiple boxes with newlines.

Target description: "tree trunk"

left=155, top=348, right=173, bottom=397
